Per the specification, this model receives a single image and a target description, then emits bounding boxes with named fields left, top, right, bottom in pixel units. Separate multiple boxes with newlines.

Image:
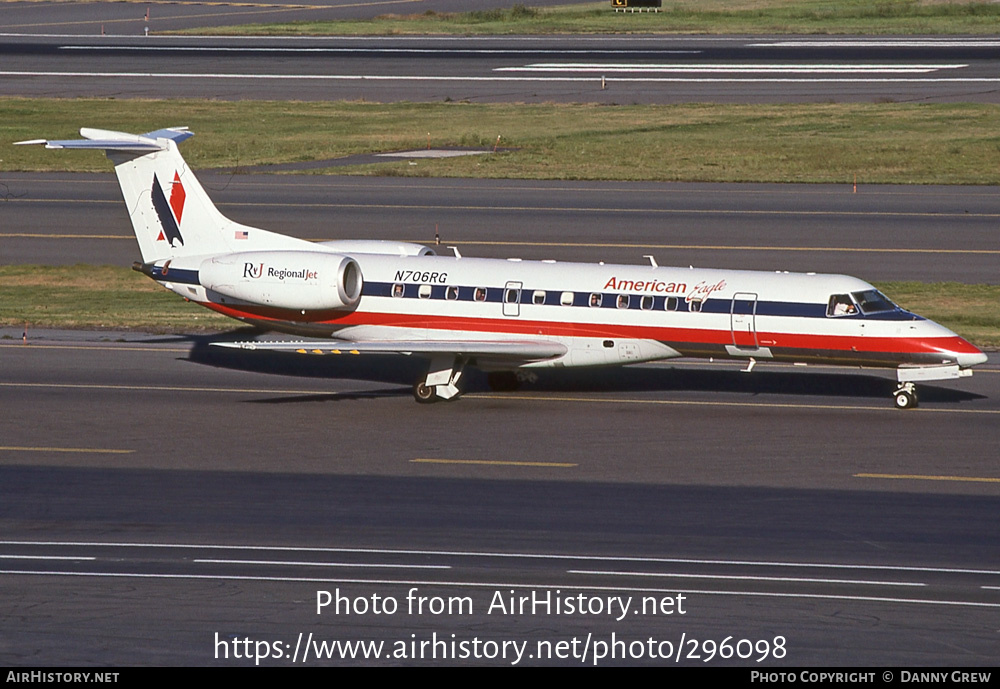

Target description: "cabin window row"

left=390, top=283, right=700, bottom=312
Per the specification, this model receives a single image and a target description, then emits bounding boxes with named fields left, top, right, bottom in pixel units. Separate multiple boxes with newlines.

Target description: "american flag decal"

left=235, top=230, right=249, bottom=240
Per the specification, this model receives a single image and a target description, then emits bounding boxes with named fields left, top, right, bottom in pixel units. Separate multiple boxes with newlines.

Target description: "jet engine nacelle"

left=199, top=251, right=362, bottom=310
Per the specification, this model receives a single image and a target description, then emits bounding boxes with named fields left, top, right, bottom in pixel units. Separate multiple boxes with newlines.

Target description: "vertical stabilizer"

left=16, top=127, right=312, bottom=263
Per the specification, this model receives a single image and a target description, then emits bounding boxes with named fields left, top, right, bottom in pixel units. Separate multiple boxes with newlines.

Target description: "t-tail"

left=15, top=127, right=311, bottom=262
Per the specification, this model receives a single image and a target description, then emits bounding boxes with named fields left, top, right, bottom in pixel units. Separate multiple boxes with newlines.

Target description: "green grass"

left=875, top=281, right=1000, bottom=348
left=0, top=265, right=233, bottom=332
left=5, top=98, right=1000, bottom=185
left=178, top=1, right=1000, bottom=36
left=1, top=267, right=997, bottom=346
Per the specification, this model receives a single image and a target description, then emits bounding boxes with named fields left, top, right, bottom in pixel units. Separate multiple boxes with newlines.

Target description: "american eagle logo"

left=152, top=172, right=186, bottom=247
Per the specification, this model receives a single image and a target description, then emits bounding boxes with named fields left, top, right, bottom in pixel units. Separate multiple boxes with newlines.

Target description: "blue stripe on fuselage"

left=363, top=281, right=922, bottom=321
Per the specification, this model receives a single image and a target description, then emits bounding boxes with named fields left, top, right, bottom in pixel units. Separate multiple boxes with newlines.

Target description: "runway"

left=1, top=332, right=999, bottom=664
left=3, top=33, right=1000, bottom=103
left=3, top=172, right=998, bottom=282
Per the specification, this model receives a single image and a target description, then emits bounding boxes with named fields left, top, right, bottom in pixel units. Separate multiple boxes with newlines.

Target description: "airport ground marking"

left=2, top=382, right=995, bottom=414
left=2, top=569, right=996, bottom=609
left=569, top=569, right=926, bottom=588
left=6, top=228, right=999, bottom=255
left=19, top=196, right=1000, bottom=221
left=194, top=558, right=450, bottom=570
left=0, top=344, right=189, bottom=353
left=0, top=445, right=133, bottom=454
left=856, top=473, right=1000, bottom=484
left=0, top=381, right=334, bottom=395
left=0, top=233, right=130, bottom=239
left=5, top=541, right=1000, bottom=577
left=5, top=70, right=1000, bottom=86
left=0, top=554, right=96, bottom=561
left=464, top=393, right=1000, bottom=415
left=411, top=458, right=577, bottom=468
left=445, top=240, right=1000, bottom=255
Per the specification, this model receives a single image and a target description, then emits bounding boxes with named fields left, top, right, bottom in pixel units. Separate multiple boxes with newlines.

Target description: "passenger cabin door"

left=731, top=292, right=758, bottom=349
left=503, top=281, right=522, bottom=317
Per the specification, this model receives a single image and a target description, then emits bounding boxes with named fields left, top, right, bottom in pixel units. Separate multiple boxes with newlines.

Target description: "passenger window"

left=560, top=291, right=574, bottom=306
left=688, top=299, right=703, bottom=313
left=474, top=287, right=487, bottom=302
left=418, top=284, right=432, bottom=299
left=827, top=294, right=857, bottom=317
left=640, top=295, right=654, bottom=311
left=504, top=288, right=519, bottom=304
left=392, top=283, right=404, bottom=298
left=445, top=286, right=459, bottom=301
left=617, top=294, right=630, bottom=309
left=665, top=296, right=678, bottom=311
left=532, top=290, right=546, bottom=305
left=589, top=293, right=603, bottom=308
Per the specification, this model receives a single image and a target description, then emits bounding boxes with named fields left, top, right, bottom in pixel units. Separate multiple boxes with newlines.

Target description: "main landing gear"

left=893, top=382, right=919, bottom=410
left=412, top=355, right=466, bottom=404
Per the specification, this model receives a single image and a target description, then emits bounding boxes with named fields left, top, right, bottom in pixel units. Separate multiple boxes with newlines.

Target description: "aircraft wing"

left=211, top=338, right=567, bottom=361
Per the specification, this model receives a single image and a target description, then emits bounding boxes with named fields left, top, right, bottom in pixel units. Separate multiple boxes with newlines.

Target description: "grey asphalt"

left=3, top=172, right=998, bottom=282
left=3, top=33, right=1000, bottom=104
left=1, top=334, right=999, bottom=665
left=3, top=2, right=1000, bottom=667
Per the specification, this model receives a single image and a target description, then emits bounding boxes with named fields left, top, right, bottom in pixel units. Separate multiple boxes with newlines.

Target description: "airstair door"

left=503, top=281, right=522, bottom=317
left=731, top=292, right=758, bottom=349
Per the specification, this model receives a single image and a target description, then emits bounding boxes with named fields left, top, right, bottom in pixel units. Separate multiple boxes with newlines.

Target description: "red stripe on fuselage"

left=200, top=302, right=980, bottom=358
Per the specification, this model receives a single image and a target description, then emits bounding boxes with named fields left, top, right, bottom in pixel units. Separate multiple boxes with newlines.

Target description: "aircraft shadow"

left=519, top=365, right=985, bottom=404
left=187, top=340, right=986, bottom=405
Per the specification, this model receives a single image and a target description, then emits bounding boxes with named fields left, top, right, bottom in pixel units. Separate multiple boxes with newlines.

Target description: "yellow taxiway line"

left=856, top=473, right=1000, bottom=484
left=411, top=458, right=577, bottom=468
left=0, top=445, right=133, bottom=454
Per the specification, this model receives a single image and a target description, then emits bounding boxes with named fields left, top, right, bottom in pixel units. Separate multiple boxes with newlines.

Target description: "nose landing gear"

left=893, top=382, right=919, bottom=410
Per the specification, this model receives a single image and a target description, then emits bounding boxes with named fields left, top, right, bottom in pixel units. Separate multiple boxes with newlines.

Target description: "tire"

left=894, top=389, right=917, bottom=410
left=413, top=382, right=438, bottom=404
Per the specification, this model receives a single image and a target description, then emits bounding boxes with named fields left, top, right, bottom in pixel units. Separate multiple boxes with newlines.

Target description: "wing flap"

left=212, top=338, right=567, bottom=360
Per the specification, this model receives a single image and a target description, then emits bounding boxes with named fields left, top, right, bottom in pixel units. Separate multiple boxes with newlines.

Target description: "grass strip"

left=1, top=266, right=997, bottom=346
left=183, top=1, right=1000, bottom=37
left=4, top=99, right=1000, bottom=185
left=0, top=265, right=233, bottom=332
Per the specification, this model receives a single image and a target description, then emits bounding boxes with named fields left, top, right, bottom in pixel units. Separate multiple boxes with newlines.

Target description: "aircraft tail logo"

left=152, top=172, right=186, bottom=247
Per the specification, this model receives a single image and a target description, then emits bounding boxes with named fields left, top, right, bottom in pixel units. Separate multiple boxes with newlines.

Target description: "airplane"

left=16, top=127, right=988, bottom=408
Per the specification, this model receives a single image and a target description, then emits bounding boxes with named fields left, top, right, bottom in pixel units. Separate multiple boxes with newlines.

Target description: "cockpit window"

left=851, top=289, right=897, bottom=315
left=827, top=294, right=857, bottom=317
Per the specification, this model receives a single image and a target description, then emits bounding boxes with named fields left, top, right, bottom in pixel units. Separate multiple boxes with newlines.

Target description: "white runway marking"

left=58, top=45, right=702, bottom=55
left=4, top=71, right=996, bottom=85
left=497, top=63, right=968, bottom=75
left=2, top=569, right=995, bottom=609
left=194, top=558, right=450, bottom=570
left=569, top=569, right=926, bottom=587
left=5, top=540, right=1000, bottom=576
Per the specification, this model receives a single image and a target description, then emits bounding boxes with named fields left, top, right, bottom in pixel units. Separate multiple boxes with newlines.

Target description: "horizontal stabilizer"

left=14, top=127, right=192, bottom=152
left=212, top=339, right=567, bottom=360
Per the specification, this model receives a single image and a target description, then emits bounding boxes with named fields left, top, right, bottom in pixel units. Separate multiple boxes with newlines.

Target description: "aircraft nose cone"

left=957, top=350, right=989, bottom=368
